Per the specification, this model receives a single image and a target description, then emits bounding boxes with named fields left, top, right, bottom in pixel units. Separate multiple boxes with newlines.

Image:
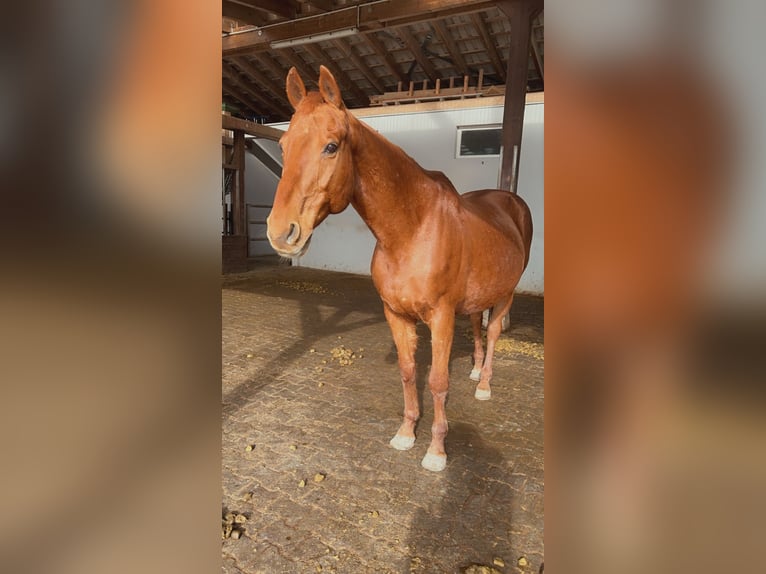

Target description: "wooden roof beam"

left=431, top=19, right=470, bottom=78
left=332, top=39, right=386, bottom=94
left=300, top=0, right=334, bottom=12
left=255, top=52, right=292, bottom=91
left=223, top=81, right=283, bottom=120
left=223, top=63, right=292, bottom=118
left=530, top=42, right=543, bottom=84
left=278, top=48, right=321, bottom=92
left=236, top=0, right=298, bottom=20
left=396, top=26, right=439, bottom=84
left=364, top=32, right=406, bottom=86
left=223, top=84, right=262, bottom=116
left=222, top=1, right=267, bottom=27
left=302, top=43, right=370, bottom=106
left=223, top=0, right=498, bottom=56
left=231, top=56, right=293, bottom=112
left=471, top=12, right=506, bottom=83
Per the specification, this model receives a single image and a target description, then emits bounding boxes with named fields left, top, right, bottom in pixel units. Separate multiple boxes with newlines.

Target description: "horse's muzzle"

left=267, top=220, right=312, bottom=257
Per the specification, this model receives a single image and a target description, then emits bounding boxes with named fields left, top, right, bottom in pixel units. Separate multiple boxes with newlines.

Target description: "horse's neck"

left=349, top=119, right=436, bottom=250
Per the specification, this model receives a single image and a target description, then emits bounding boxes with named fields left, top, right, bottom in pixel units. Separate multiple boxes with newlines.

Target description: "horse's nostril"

left=285, top=222, right=300, bottom=245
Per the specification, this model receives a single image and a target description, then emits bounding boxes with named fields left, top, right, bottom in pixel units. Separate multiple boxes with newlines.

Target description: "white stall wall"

left=269, top=101, right=544, bottom=294
left=244, top=139, right=281, bottom=256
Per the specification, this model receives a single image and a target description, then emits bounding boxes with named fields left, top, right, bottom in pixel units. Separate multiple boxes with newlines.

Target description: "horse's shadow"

left=402, top=421, right=516, bottom=573
left=222, top=278, right=385, bottom=420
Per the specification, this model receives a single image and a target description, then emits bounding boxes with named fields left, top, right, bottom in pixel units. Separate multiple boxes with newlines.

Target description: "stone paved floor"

left=222, top=262, right=544, bottom=574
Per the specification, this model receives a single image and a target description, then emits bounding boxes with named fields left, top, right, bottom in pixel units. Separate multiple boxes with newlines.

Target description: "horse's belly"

left=457, top=254, right=524, bottom=314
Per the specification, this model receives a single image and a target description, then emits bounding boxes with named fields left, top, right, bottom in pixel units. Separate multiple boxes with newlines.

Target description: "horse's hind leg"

left=475, top=296, right=514, bottom=400
left=469, top=312, right=484, bottom=381
left=384, top=306, right=419, bottom=451
left=421, top=307, right=455, bottom=472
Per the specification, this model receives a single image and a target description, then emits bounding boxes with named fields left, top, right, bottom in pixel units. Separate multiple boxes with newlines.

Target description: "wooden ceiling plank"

left=231, top=56, right=292, bottom=112
left=432, top=19, right=469, bottom=77
left=301, top=0, right=334, bottom=12
left=223, top=0, right=498, bottom=56
left=332, top=39, right=386, bottom=94
left=470, top=12, right=506, bottom=83
left=396, top=26, right=439, bottom=84
left=255, top=52, right=291, bottom=90
left=223, top=81, right=282, bottom=119
left=236, top=0, right=298, bottom=20
left=223, top=1, right=267, bottom=27
left=302, top=43, right=370, bottom=106
left=223, top=63, right=292, bottom=118
left=223, top=79, right=278, bottom=119
left=530, top=42, right=543, bottom=83
left=364, top=32, right=406, bottom=85
left=279, top=48, right=322, bottom=92
left=223, top=83, right=261, bottom=116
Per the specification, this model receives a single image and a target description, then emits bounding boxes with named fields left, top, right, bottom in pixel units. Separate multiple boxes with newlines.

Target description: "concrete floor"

left=222, top=262, right=544, bottom=574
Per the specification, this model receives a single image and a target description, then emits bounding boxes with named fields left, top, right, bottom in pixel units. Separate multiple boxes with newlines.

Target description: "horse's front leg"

left=421, top=307, right=455, bottom=472
left=384, top=305, right=419, bottom=451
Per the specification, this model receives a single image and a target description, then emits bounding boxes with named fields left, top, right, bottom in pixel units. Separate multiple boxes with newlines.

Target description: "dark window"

left=457, top=126, right=502, bottom=157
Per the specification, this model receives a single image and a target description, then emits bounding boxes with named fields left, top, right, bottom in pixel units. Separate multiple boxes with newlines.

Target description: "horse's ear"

left=286, top=67, right=306, bottom=110
left=318, top=65, right=345, bottom=109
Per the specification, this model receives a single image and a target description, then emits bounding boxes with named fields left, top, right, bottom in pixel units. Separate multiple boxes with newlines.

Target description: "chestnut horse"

left=267, top=66, right=532, bottom=471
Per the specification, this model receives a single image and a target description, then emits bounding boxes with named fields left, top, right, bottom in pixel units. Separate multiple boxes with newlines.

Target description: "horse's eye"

left=323, top=142, right=338, bottom=155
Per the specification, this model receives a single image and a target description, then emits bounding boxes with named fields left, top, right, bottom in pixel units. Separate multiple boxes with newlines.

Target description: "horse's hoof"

left=474, top=387, right=491, bottom=400
left=389, top=434, right=415, bottom=451
left=421, top=452, right=447, bottom=472
left=469, top=368, right=481, bottom=382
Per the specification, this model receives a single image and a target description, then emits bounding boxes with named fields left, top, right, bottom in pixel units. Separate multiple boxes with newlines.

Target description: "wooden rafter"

left=279, top=48, right=322, bottom=91
left=223, top=78, right=282, bottom=120
left=255, top=52, right=292, bottom=93
left=223, top=63, right=291, bottom=118
left=431, top=19, right=469, bottom=78
left=222, top=1, right=267, bottom=27
left=530, top=26, right=544, bottom=82
left=222, top=83, right=262, bottom=115
left=364, top=32, right=406, bottom=85
left=223, top=0, right=498, bottom=56
left=471, top=12, right=505, bottom=83
left=231, top=56, right=293, bottom=111
left=397, top=26, right=439, bottom=84
left=530, top=44, right=543, bottom=84
left=301, top=0, right=334, bottom=12
left=302, top=43, right=370, bottom=105
left=236, top=0, right=298, bottom=20
left=332, top=39, right=386, bottom=94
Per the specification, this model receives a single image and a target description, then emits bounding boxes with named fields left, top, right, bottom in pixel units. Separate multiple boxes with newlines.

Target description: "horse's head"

left=267, top=66, right=355, bottom=257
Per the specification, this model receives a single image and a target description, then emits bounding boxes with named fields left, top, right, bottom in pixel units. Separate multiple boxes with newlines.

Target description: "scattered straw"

left=275, top=280, right=333, bottom=295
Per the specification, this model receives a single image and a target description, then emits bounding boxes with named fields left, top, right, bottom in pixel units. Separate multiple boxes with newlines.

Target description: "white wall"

left=244, top=139, right=280, bottom=256
left=269, top=100, right=544, bottom=294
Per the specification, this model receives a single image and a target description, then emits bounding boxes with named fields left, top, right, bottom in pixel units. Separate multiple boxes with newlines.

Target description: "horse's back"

left=461, top=189, right=533, bottom=268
